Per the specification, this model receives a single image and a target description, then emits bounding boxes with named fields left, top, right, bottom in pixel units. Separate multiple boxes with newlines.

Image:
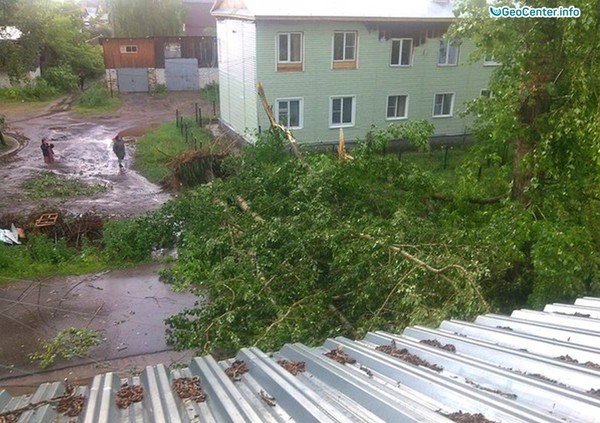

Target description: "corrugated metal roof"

left=2, top=297, right=600, bottom=422
left=211, top=0, right=455, bottom=21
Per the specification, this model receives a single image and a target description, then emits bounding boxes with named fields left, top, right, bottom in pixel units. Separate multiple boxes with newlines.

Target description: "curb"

left=0, top=133, right=25, bottom=160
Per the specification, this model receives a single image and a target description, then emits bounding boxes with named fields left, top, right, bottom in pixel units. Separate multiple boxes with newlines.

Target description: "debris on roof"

left=1, top=297, right=599, bottom=422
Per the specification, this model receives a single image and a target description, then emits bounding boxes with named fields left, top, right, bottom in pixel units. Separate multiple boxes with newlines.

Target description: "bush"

left=77, top=82, right=113, bottom=108
left=43, top=65, right=78, bottom=93
left=0, top=78, right=59, bottom=101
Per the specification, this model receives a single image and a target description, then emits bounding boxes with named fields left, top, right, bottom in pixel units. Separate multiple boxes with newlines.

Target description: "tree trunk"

left=0, top=129, right=6, bottom=146
left=511, top=136, right=534, bottom=202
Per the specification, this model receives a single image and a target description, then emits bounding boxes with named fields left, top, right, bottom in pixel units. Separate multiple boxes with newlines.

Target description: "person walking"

left=112, top=135, right=126, bottom=168
left=40, top=138, right=52, bottom=166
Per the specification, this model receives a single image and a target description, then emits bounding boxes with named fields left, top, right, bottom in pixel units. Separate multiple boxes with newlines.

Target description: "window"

left=386, top=95, right=408, bottom=119
left=120, top=45, right=138, bottom=54
left=330, top=96, right=355, bottom=127
left=484, top=55, right=500, bottom=66
left=438, top=40, right=459, bottom=66
left=276, top=98, right=303, bottom=129
left=433, top=93, right=454, bottom=117
left=333, top=31, right=357, bottom=69
left=390, top=39, right=413, bottom=66
left=277, top=33, right=303, bottom=71
left=480, top=89, right=492, bottom=98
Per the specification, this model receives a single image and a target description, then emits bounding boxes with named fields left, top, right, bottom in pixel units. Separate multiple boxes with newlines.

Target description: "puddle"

left=0, top=264, right=198, bottom=380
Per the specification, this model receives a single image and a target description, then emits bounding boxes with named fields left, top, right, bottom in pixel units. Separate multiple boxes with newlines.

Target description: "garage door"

left=165, top=59, right=199, bottom=91
left=117, top=68, right=149, bottom=93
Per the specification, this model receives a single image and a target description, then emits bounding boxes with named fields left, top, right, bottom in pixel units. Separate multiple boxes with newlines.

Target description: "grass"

left=23, top=172, right=109, bottom=199
left=0, top=243, right=113, bottom=283
left=73, top=82, right=122, bottom=115
left=134, top=121, right=213, bottom=184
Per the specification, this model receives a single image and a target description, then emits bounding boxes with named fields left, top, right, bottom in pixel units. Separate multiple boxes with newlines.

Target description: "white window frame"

left=386, top=95, right=409, bottom=120
left=390, top=38, right=413, bottom=67
left=277, top=32, right=303, bottom=64
left=332, top=31, right=358, bottom=62
left=438, top=39, right=459, bottom=66
left=329, top=95, right=356, bottom=128
left=120, top=45, right=138, bottom=54
left=484, top=54, right=500, bottom=66
left=275, top=97, right=304, bottom=129
left=432, top=93, right=454, bottom=117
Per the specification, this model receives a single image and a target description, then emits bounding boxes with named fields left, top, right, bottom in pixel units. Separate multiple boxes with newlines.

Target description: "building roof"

left=0, top=26, right=22, bottom=41
left=1, top=296, right=600, bottom=422
left=211, top=0, right=455, bottom=21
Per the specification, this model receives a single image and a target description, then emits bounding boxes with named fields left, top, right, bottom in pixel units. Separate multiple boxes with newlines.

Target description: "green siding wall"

left=255, top=20, right=495, bottom=144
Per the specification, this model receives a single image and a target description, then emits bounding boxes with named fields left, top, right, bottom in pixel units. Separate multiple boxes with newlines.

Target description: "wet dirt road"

left=0, top=265, right=199, bottom=387
left=0, top=92, right=205, bottom=217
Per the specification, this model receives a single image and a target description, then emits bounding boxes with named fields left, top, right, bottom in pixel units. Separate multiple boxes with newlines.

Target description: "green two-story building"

left=212, top=0, right=496, bottom=144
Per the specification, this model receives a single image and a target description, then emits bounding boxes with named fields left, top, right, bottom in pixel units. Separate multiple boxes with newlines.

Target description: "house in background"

left=102, top=36, right=217, bottom=93
left=212, top=0, right=496, bottom=144
left=183, top=0, right=217, bottom=36
left=0, top=26, right=41, bottom=88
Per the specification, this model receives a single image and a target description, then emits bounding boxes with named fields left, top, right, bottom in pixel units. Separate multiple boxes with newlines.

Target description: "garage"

left=165, top=58, right=199, bottom=91
left=117, top=68, right=149, bottom=93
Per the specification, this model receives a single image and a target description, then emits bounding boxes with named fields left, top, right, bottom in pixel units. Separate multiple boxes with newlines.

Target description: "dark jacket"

left=113, top=139, right=126, bottom=160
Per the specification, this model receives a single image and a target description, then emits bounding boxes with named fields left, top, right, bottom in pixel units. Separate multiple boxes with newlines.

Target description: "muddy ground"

left=0, top=93, right=215, bottom=394
left=0, top=92, right=213, bottom=217
left=0, top=265, right=199, bottom=394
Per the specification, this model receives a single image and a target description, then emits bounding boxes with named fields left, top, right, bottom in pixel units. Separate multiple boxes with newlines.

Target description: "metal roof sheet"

left=211, top=0, right=455, bottom=21
left=2, top=297, right=600, bottom=422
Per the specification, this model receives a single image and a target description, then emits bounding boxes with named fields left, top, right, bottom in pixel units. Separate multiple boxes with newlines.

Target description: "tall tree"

left=111, top=0, right=184, bottom=37
left=451, top=0, right=600, bottom=203
left=450, top=0, right=600, bottom=305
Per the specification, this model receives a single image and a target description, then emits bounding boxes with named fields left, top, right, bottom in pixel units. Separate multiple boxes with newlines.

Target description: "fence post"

left=185, top=124, right=189, bottom=144
left=198, top=108, right=203, bottom=127
left=258, top=125, right=261, bottom=134
left=443, top=145, right=449, bottom=170
left=195, top=103, right=199, bottom=124
left=175, top=109, right=179, bottom=127
left=180, top=117, right=184, bottom=135
left=212, top=100, right=216, bottom=117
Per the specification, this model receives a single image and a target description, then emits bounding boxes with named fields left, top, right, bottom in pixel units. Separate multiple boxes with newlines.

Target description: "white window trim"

left=437, top=40, right=459, bottom=66
left=385, top=94, right=409, bottom=120
left=332, top=31, right=358, bottom=62
left=120, top=45, right=138, bottom=54
left=275, top=97, right=304, bottom=130
left=483, top=55, right=500, bottom=66
left=276, top=32, right=303, bottom=64
left=390, top=38, right=413, bottom=67
left=329, top=95, right=356, bottom=128
left=432, top=92, right=455, bottom=118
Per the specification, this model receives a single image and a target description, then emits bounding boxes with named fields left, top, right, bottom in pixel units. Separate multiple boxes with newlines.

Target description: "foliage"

left=0, top=0, right=103, bottom=83
left=42, top=65, right=78, bottom=92
left=23, top=172, right=109, bottom=199
left=103, top=214, right=177, bottom=262
left=74, top=81, right=121, bottom=114
left=151, top=83, right=168, bottom=96
left=362, top=120, right=435, bottom=153
left=449, top=0, right=600, bottom=305
left=28, top=327, right=102, bottom=369
left=199, top=82, right=219, bottom=103
left=0, top=78, right=59, bottom=101
left=111, top=0, right=184, bottom=37
left=134, top=121, right=212, bottom=184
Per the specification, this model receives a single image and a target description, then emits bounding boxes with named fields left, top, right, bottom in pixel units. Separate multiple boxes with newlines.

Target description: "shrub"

left=43, top=65, right=78, bottom=93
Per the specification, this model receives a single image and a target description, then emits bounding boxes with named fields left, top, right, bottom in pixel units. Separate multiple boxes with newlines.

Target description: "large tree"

left=0, top=0, right=103, bottom=82
left=452, top=0, right=600, bottom=203
left=450, top=0, right=600, bottom=305
left=110, top=0, right=184, bottom=37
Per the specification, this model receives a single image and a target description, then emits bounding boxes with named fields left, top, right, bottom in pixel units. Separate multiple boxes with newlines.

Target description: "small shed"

left=101, top=36, right=218, bottom=93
